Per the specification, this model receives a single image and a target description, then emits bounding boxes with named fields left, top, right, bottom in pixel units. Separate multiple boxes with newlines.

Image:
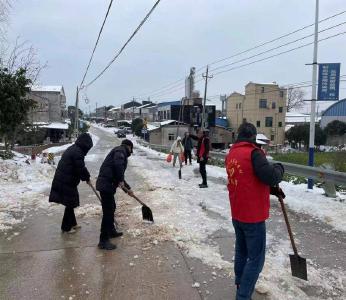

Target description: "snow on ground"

left=42, top=143, right=72, bottom=154
left=129, top=137, right=346, bottom=300
left=0, top=154, right=57, bottom=231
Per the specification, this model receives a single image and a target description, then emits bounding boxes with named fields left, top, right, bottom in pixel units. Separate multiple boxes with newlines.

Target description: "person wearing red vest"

left=225, top=122, right=284, bottom=300
left=191, top=130, right=210, bottom=188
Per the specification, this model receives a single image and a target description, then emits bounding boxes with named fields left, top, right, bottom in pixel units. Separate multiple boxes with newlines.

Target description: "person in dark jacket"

left=191, top=130, right=210, bottom=188
left=225, top=122, right=284, bottom=300
left=49, top=133, right=93, bottom=233
left=96, top=139, right=134, bottom=250
left=182, top=132, right=193, bottom=165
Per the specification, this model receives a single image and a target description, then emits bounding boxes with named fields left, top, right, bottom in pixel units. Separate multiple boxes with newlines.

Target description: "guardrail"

left=136, top=139, right=346, bottom=187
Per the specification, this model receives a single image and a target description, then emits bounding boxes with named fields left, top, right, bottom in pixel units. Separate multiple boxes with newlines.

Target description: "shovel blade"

left=178, top=169, right=182, bottom=179
left=289, top=254, right=307, bottom=281
left=142, top=205, right=154, bottom=223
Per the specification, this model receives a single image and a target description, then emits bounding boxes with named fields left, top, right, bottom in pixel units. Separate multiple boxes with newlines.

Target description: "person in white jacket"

left=170, top=136, right=184, bottom=168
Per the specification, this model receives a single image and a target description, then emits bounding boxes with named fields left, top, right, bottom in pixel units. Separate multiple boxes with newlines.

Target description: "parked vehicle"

left=117, top=131, right=126, bottom=138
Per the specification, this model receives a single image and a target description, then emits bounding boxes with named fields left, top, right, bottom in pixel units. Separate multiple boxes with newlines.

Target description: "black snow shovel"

left=122, top=187, right=154, bottom=223
left=178, top=165, right=182, bottom=179
left=278, top=195, right=308, bottom=281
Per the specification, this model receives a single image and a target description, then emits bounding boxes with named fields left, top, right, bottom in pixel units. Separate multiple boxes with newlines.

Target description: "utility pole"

left=74, top=86, right=79, bottom=138
left=308, top=0, right=319, bottom=189
left=202, top=65, right=213, bottom=130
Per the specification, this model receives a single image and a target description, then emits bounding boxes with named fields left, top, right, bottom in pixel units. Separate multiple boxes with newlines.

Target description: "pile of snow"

left=43, top=143, right=72, bottom=154
left=0, top=155, right=56, bottom=231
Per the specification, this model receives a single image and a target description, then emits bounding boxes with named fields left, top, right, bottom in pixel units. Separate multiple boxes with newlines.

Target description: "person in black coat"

left=96, top=139, right=134, bottom=250
left=191, top=130, right=210, bottom=188
left=182, top=132, right=193, bottom=165
left=49, top=133, right=93, bottom=233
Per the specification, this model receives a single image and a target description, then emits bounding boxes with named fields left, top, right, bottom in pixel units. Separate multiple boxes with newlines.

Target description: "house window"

left=256, top=121, right=261, bottom=127
left=259, top=99, right=267, bottom=108
left=278, top=121, right=282, bottom=127
left=272, top=102, right=276, bottom=109
left=271, top=135, right=275, bottom=141
left=238, top=103, right=242, bottom=109
left=265, top=117, right=273, bottom=127
left=236, top=104, right=238, bottom=109
left=279, top=107, right=283, bottom=113
left=280, top=91, right=284, bottom=98
left=261, top=87, right=265, bottom=93
left=164, top=111, right=167, bottom=119
left=168, top=133, right=175, bottom=141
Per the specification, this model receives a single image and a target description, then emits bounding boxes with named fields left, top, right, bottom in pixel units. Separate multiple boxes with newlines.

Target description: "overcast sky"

left=6, top=0, right=346, bottom=112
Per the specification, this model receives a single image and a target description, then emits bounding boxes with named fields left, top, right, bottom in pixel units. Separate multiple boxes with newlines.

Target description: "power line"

left=205, top=10, right=346, bottom=68
left=210, top=21, right=346, bottom=74
left=84, top=0, right=162, bottom=89
left=212, top=31, right=346, bottom=77
left=134, top=10, right=346, bottom=98
left=80, top=0, right=114, bottom=88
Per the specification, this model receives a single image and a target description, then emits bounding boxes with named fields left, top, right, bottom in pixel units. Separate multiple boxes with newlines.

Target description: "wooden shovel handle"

left=278, top=195, right=299, bottom=256
left=88, top=182, right=102, bottom=202
left=121, top=186, right=145, bottom=206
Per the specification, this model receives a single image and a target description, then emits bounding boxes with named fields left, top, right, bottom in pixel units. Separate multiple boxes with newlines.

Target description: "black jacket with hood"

left=96, top=145, right=131, bottom=194
left=49, top=133, right=93, bottom=208
left=237, top=137, right=284, bottom=187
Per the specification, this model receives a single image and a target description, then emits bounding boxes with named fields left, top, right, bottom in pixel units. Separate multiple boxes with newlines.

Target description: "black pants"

left=61, top=206, right=77, bottom=232
left=199, top=159, right=208, bottom=185
left=184, top=150, right=192, bottom=164
left=100, top=192, right=116, bottom=242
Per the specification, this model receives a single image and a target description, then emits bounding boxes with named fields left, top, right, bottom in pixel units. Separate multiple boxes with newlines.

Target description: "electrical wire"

left=134, top=10, right=346, bottom=99
left=80, top=0, right=114, bottom=88
left=84, top=0, right=162, bottom=89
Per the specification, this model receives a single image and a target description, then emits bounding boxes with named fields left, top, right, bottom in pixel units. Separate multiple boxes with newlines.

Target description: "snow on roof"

left=286, top=112, right=321, bottom=123
left=30, top=85, right=64, bottom=93
left=108, top=107, right=121, bottom=112
left=40, top=122, right=69, bottom=130
left=256, top=133, right=269, bottom=141
left=146, top=124, right=160, bottom=131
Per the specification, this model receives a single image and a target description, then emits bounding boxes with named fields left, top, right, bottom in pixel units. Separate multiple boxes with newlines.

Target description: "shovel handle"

left=121, top=186, right=146, bottom=206
left=278, top=195, right=299, bottom=257
left=88, top=182, right=102, bottom=202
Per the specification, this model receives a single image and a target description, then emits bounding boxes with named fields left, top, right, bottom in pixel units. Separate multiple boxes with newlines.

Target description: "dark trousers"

left=184, top=150, right=192, bottom=164
left=61, top=206, right=77, bottom=232
left=232, top=219, right=266, bottom=300
left=100, top=192, right=116, bottom=242
left=199, top=159, right=208, bottom=185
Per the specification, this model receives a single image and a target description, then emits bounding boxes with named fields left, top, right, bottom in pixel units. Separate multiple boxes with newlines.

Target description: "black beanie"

left=237, top=122, right=257, bottom=139
left=121, top=139, right=134, bottom=153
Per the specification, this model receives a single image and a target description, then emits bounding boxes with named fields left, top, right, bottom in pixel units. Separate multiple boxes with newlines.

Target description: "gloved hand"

left=270, top=186, right=286, bottom=199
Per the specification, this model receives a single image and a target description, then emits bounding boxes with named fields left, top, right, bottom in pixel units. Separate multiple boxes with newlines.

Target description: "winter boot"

left=98, top=240, right=117, bottom=250
left=109, top=230, right=123, bottom=238
left=199, top=184, right=208, bottom=188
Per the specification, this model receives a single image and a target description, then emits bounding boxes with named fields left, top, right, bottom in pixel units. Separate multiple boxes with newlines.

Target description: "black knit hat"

left=121, top=139, right=134, bottom=153
left=237, top=122, right=257, bottom=139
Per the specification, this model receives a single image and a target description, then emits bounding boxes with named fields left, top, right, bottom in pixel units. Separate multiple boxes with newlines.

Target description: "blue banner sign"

left=318, top=63, right=340, bottom=100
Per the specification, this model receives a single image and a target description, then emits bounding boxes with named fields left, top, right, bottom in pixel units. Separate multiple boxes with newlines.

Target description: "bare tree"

left=1, top=37, right=47, bottom=83
left=286, top=87, right=306, bottom=112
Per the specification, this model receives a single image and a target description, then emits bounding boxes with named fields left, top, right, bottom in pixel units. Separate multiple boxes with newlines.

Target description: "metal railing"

left=136, top=140, right=346, bottom=187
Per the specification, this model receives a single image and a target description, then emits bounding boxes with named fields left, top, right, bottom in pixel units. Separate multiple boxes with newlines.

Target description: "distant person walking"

left=191, top=130, right=210, bottom=188
left=49, top=133, right=93, bottom=233
left=96, top=139, right=134, bottom=250
left=170, top=136, right=184, bottom=168
left=225, top=122, right=284, bottom=300
left=182, top=132, right=193, bottom=165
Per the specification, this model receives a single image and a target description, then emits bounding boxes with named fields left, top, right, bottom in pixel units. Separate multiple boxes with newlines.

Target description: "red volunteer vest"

left=225, top=142, right=270, bottom=223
